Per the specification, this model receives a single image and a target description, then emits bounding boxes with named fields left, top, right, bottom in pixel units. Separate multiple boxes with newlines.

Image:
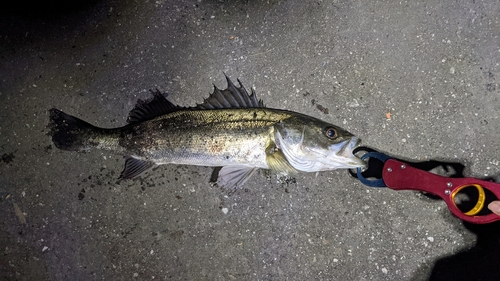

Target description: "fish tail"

left=48, top=108, right=101, bottom=151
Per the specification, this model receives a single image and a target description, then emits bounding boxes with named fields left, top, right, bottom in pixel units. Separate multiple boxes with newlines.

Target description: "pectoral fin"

left=266, top=142, right=297, bottom=175
left=119, top=156, right=156, bottom=179
left=216, top=165, right=259, bottom=189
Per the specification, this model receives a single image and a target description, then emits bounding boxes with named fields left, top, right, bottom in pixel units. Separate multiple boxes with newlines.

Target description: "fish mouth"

left=336, top=137, right=366, bottom=168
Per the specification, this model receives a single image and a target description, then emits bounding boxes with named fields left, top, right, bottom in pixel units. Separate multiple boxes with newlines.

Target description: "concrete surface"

left=1, top=0, right=499, bottom=280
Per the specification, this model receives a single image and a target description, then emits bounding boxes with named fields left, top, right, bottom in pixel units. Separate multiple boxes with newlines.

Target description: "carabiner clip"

left=355, top=152, right=392, bottom=187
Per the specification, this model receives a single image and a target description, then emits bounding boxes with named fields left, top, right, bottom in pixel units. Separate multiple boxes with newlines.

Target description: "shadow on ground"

left=412, top=221, right=500, bottom=281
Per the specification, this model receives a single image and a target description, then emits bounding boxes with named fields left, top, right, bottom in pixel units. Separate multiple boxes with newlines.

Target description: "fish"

left=48, top=75, right=365, bottom=189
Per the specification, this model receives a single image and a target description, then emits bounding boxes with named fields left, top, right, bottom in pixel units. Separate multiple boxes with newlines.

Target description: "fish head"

left=274, top=115, right=365, bottom=172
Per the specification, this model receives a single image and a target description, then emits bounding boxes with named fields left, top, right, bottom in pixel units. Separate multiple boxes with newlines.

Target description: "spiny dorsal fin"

left=127, top=89, right=181, bottom=124
left=196, top=75, right=264, bottom=109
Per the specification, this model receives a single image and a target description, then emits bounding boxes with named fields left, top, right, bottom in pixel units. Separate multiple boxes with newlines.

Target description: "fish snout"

left=338, top=137, right=366, bottom=168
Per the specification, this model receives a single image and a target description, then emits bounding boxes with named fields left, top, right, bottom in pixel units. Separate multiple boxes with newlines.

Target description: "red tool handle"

left=382, top=159, right=500, bottom=224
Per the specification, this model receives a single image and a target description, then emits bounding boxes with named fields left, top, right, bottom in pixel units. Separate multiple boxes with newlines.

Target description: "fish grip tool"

left=355, top=152, right=500, bottom=224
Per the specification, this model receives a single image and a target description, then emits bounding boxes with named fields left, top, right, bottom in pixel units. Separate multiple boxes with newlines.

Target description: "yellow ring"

left=451, top=184, right=486, bottom=216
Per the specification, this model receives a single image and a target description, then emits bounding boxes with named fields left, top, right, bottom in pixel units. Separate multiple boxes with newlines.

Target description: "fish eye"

left=324, top=127, right=337, bottom=139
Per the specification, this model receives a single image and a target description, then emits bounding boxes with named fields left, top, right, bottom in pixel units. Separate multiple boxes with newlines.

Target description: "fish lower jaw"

left=310, top=154, right=366, bottom=171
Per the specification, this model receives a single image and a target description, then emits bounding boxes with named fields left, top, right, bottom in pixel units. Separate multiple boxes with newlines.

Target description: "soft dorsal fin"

left=127, top=89, right=181, bottom=124
left=196, top=75, right=264, bottom=109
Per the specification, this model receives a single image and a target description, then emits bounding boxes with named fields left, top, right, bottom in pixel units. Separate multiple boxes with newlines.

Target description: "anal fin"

left=119, top=156, right=156, bottom=180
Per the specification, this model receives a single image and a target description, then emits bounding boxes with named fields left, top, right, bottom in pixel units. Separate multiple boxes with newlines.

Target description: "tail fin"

left=48, top=108, right=100, bottom=151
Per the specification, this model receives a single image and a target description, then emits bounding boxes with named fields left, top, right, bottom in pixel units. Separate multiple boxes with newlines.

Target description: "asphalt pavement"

left=1, top=0, right=499, bottom=280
